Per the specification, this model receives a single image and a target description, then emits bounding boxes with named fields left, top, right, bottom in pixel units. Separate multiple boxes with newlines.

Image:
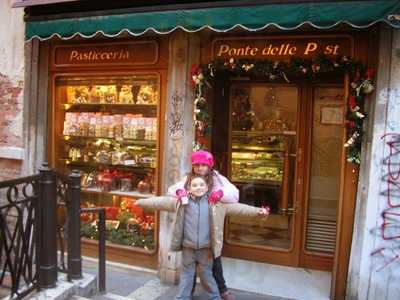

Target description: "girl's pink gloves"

left=176, top=189, right=189, bottom=205
left=209, top=190, right=224, bottom=204
left=259, top=205, right=271, bottom=217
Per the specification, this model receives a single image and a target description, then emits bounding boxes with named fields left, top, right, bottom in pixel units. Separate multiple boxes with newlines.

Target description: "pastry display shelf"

left=232, top=158, right=283, bottom=164
left=232, top=179, right=282, bottom=186
left=231, top=145, right=285, bottom=152
left=82, top=187, right=155, bottom=199
left=61, top=159, right=155, bottom=172
left=232, top=164, right=284, bottom=171
left=232, top=130, right=296, bottom=136
left=62, top=103, right=157, bottom=115
left=62, top=135, right=157, bottom=146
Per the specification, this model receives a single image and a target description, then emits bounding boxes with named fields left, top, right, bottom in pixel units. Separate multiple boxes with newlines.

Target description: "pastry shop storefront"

left=21, top=1, right=400, bottom=299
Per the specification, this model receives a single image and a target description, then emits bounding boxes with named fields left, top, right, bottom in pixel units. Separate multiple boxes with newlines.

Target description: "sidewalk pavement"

left=81, top=259, right=290, bottom=300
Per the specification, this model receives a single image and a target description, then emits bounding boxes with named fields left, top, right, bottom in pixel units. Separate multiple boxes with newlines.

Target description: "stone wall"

left=0, top=0, right=25, bottom=180
left=347, top=26, right=400, bottom=300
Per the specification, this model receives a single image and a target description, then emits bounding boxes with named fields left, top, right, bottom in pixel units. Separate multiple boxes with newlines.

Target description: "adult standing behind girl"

left=168, top=150, right=239, bottom=300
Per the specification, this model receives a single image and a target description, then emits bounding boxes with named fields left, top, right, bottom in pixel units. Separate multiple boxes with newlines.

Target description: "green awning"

left=26, top=1, right=400, bottom=41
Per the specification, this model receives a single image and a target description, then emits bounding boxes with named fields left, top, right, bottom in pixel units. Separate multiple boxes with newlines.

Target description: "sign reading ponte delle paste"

left=54, top=41, right=158, bottom=66
left=212, top=36, right=353, bottom=60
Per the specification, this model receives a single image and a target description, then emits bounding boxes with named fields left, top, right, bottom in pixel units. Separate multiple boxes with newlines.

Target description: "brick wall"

left=0, top=159, right=22, bottom=181
left=0, top=73, right=23, bottom=147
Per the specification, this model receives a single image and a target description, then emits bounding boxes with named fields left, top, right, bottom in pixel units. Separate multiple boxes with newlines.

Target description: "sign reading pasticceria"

left=54, top=41, right=158, bottom=66
left=212, top=36, right=353, bottom=60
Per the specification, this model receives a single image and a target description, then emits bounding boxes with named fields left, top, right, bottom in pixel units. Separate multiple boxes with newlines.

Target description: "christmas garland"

left=81, top=221, right=155, bottom=250
left=190, top=55, right=375, bottom=164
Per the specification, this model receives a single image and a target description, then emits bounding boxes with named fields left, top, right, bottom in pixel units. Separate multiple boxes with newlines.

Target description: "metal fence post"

left=38, top=163, right=58, bottom=288
left=98, top=208, right=106, bottom=294
left=68, top=170, right=82, bottom=280
left=81, top=207, right=107, bottom=293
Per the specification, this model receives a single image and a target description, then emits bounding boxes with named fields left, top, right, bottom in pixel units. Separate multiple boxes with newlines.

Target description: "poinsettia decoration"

left=190, top=55, right=374, bottom=165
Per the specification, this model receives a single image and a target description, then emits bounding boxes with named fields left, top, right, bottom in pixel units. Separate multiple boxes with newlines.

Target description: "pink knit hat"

left=191, top=150, right=214, bottom=168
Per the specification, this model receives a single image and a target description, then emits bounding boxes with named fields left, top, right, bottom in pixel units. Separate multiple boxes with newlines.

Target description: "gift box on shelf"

left=97, top=170, right=113, bottom=192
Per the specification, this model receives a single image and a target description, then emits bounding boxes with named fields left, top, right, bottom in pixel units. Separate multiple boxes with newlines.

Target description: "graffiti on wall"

left=168, top=90, right=184, bottom=139
left=371, top=133, right=400, bottom=271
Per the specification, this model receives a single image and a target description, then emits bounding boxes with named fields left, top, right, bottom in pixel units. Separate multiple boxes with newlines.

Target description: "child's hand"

left=258, top=205, right=270, bottom=217
left=209, top=190, right=224, bottom=204
left=176, top=189, right=189, bottom=205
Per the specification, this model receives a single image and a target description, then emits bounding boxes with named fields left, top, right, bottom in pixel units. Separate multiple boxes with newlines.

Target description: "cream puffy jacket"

left=136, top=196, right=264, bottom=258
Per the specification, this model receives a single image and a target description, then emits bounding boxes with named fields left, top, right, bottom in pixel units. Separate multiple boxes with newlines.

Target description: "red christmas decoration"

left=366, top=68, right=375, bottom=80
left=346, top=120, right=356, bottom=129
left=189, top=64, right=201, bottom=87
left=348, top=95, right=357, bottom=110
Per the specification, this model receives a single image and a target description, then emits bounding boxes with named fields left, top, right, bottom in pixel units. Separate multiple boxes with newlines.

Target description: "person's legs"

left=197, top=249, right=221, bottom=300
left=176, top=248, right=196, bottom=300
left=212, top=256, right=228, bottom=294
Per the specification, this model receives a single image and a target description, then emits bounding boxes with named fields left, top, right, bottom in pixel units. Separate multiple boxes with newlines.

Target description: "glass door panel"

left=304, top=87, right=344, bottom=255
left=226, top=84, right=298, bottom=250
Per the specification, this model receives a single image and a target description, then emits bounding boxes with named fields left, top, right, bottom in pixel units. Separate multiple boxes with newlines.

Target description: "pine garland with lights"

left=81, top=221, right=155, bottom=250
left=190, top=55, right=375, bottom=164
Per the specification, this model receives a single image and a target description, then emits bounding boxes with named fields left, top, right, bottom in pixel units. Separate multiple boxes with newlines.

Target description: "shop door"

left=212, top=81, right=346, bottom=270
left=212, top=82, right=304, bottom=266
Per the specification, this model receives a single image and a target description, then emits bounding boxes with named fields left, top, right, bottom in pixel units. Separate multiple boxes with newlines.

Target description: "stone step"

left=27, top=273, right=97, bottom=300
left=99, top=293, right=133, bottom=300
left=83, top=279, right=172, bottom=300
left=69, top=296, right=91, bottom=300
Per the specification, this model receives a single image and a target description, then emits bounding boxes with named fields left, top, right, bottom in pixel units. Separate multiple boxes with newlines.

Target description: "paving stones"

left=80, top=259, right=290, bottom=300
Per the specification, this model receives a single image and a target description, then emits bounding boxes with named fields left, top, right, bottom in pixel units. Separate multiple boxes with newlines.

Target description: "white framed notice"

left=320, top=105, right=344, bottom=125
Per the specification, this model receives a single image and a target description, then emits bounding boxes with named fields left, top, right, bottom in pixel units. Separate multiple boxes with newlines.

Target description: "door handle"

left=297, top=148, right=302, bottom=163
left=280, top=206, right=297, bottom=215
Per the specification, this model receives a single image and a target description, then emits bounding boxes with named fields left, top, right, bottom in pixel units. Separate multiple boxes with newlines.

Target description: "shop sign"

left=54, top=41, right=158, bottom=66
left=212, top=36, right=353, bottom=60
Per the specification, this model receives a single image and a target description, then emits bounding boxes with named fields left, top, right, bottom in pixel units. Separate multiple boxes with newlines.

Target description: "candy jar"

left=111, top=170, right=122, bottom=190
left=120, top=177, right=132, bottom=192
left=137, top=173, right=153, bottom=193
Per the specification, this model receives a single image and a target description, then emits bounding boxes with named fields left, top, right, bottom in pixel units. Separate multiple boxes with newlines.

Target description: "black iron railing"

left=0, top=174, right=40, bottom=299
left=0, top=164, right=106, bottom=299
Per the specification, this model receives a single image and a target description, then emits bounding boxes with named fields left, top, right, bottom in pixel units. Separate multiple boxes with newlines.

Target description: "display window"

left=52, top=74, right=160, bottom=252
